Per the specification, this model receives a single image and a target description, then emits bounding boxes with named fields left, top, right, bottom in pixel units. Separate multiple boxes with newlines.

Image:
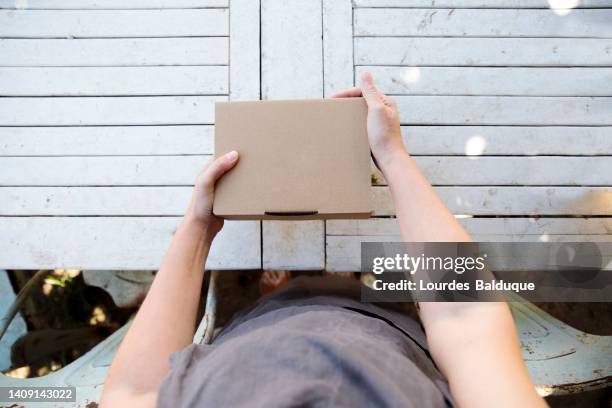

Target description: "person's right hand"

left=331, top=72, right=406, bottom=169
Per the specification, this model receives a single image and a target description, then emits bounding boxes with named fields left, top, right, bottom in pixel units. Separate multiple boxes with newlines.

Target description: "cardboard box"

left=213, top=98, right=372, bottom=220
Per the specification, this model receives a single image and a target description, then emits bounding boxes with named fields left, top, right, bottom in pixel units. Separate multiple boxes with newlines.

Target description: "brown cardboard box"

left=213, top=98, right=372, bottom=220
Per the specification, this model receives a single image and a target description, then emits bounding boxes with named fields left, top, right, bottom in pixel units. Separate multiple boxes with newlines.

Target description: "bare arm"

left=100, top=152, right=239, bottom=408
left=333, top=73, right=546, bottom=408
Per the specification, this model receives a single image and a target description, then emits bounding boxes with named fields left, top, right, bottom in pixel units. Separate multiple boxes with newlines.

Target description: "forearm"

left=102, top=212, right=210, bottom=403
left=381, top=151, right=545, bottom=407
left=380, top=150, right=471, bottom=243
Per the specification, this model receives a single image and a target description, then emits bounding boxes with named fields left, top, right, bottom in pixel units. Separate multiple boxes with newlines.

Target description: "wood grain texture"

left=393, top=96, right=612, bottom=125
left=353, top=0, right=612, bottom=7
left=4, top=156, right=609, bottom=186
left=0, top=96, right=223, bottom=126
left=0, top=217, right=260, bottom=270
left=372, top=156, right=612, bottom=186
left=2, top=186, right=609, bottom=216
left=400, top=126, right=612, bottom=155
left=0, top=9, right=228, bottom=38
left=229, top=0, right=260, bottom=100
left=0, top=0, right=228, bottom=8
left=371, top=186, right=612, bottom=216
left=355, top=37, right=612, bottom=66
left=261, top=0, right=323, bottom=99
left=0, top=66, right=228, bottom=96
left=0, top=38, right=228, bottom=66
left=0, top=156, right=210, bottom=186
left=354, top=8, right=612, bottom=38
left=358, top=67, right=612, bottom=97
left=323, top=0, right=354, bottom=96
left=0, top=126, right=213, bottom=156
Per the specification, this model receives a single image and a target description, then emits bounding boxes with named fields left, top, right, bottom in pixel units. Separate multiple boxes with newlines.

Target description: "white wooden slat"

left=0, top=96, right=222, bottom=126
left=401, top=126, right=612, bottom=156
left=0, top=0, right=228, bottom=9
left=0, top=66, right=228, bottom=96
left=0, top=38, right=228, bottom=66
left=353, top=0, right=612, bottom=8
left=354, top=9, right=612, bottom=38
left=0, top=156, right=209, bottom=186
left=373, top=157, right=612, bottom=186
left=229, top=0, right=260, bottom=100
left=326, top=218, right=612, bottom=271
left=355, top=38, right=612, bottom=66
left=0, top=187, right=191, bottom=215
left=261, top=0, right=325, bottom=270
left=0, top=217, right=260, bottom=270
left=3, top=156, right=609, bottom=186
left=322, top=0, right=354, bottom=96
left=261, top=0, right=323, bottom=99
left=394, top=96, right=612, bottom=126
left=327, top=218, right=612, bottom=236
left=0, top=126, right=213, bottom=156
left=0, top=9, right=228, bottom=38
left=2, top=186, right=609, bottom=216
left=358, top=67, right=612, bottom=97
left=371, top=186, right=612, bottom=216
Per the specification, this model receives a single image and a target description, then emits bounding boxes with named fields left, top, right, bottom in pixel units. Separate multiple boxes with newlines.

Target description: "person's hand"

left=186, top=150, right=239, bottom=241
left=332, top=72, right=406, bottom=169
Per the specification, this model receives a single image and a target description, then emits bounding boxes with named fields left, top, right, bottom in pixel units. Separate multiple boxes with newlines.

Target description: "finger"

left=200, top=150, right=239, bottom=190
left=359, top=71, right=383, bottom=106
left=330, top=87, right=363, bottom=98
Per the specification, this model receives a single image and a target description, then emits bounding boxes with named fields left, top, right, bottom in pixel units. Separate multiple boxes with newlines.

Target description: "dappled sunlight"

left=547, top=0, right=580, bottom=16
left=539, top=234, right=551, bottom=242
left=400, top=67, right=421, bottom=84
left=464, top=135, right=487, bottom=156
left=15, top=0, right=28, bottom=9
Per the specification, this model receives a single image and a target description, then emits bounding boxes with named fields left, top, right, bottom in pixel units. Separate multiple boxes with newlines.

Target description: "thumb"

left=200, top=150, right=239, bottom=191
left=359, top=72, right=382, bottom=106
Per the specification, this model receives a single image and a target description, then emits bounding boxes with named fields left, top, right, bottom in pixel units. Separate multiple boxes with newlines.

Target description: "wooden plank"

left=229, top=0, right=260, bottom=100
left=326, top=218, right=612, bottom=271
left=353, top=0, right=612, bottom=8
left=3, top=156, right=609, bottom=186
left=0, top=9, right=228, bottom=38
left=355, top=37, right=612, bottom=66
left=322, top=0, right=354, bottom=96
left=358, top=67, right=612, bottom=97
left=0, top=96, right=223, bottom=126
left=0, top=0, right=228, bottom=9
left=393, top=96, right=612, bottom=126
left=0, top=126, right=213, bottom=156
left=0, top=156, right=209, bottom=186
left=2, top=186, right=610, bottom=216
left=0, top=38, right=228, bottom=66
left=0, top=217, right=260, bottom=270
left=327, top=218, right=612, bottom=236
left=261, top=0, right=324, bottom=269
left=0, top=66, right=228, bottom=96
left=371, top=186, right=612, bottom=216
left=372, top=157, right=612, bottom=186
left=354, top=9, right=612, bottom=38
left=262, top=221, right=325, bottom=270
left=261, top=0, right=323, bottom=99
left=401, top=126, right=612, bottom=156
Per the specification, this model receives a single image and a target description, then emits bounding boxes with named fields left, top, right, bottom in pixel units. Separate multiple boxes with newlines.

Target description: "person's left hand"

left=186, top=150, right=239, bottom=241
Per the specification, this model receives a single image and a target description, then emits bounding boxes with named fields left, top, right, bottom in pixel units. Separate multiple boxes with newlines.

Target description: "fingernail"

left=226, top=150, right=238, bottom=162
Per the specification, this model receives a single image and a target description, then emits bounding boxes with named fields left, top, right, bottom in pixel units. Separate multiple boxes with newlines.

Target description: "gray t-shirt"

left=157, top=277, right=454, bottom=408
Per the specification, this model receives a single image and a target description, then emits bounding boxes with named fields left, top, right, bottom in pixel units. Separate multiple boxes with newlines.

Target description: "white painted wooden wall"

left=0, top=0, right=610, bottom=271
